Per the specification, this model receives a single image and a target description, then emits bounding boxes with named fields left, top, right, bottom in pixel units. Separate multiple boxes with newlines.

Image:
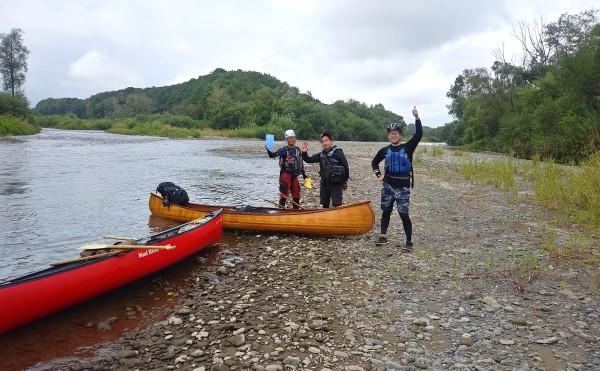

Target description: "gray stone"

left=482, top=296, right=498, bottom=306
left=535, top=337, right=558, bottom=344
left=230, top=334, right=246, bottom=347
left=97, top=322, right=111, bottom=332
left=283, top=356, right=301, bottom=366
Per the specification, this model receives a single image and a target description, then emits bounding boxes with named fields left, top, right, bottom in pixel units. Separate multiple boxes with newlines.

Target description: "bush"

left=0, top=115, right=40, bottom=136
left=0, top=93, right=34, bottom=122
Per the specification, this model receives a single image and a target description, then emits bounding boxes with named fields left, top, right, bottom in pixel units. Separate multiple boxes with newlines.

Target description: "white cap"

left=285, top=129, right=296, bottom=138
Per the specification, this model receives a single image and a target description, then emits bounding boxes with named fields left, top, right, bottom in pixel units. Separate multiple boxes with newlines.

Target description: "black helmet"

left=387, top=122, right=402, bottom=133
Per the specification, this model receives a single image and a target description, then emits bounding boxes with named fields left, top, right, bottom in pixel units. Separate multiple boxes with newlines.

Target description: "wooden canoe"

left=149, top=192, right=374, bottom=236
left=0, top=209, right=223, bottom=334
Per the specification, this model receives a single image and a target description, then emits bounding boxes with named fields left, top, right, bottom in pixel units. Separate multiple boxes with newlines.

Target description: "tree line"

left=430, top=9, right=600, bottom=163
left=35, top=69, right=418, bottom=141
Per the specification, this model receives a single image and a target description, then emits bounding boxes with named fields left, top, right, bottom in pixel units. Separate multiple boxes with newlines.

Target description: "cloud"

left=64, top=50, right=144, bottom=92
left=1, top=0, right=596, bottom=127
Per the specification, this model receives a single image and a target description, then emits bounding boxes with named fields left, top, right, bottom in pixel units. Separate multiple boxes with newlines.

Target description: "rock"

left=233, top=327, right=245, bottom=335
left=413, top=318, right=429, bottom=326
left=462, top=291, right=476, bottom=300
left=265, top=365, right=283, bottom=371
left=283, top=356, right=301, bottom=366
left=119, top=358, right=137, bottom=368
left=482, top=296, right=498, bottom=306
left=230, top=334, right=246, bottom=347
left=366, top=338, right=383, bottom=346
left=309, top=320, right=325, bottom=330
left=177, top=307, right=192, bottom=314
left=499, top=339, right=515, bottom=345
left=308, top=346, right=321, bottom=354
left=168, top=316, right=183, bottom=325
left=535, top=337, right=559, bottom=344
left=460, top=333, right=474, bottom=346
left=97, top=322, right=111, bottom=332
left=118, top=349, right=138, bottom=358
left=190, top=349, right=205, bottom=357
left=456, top=345, right=469, bottom=353
left=512, top=317, right=528, bottom=326
left=217, top=266, right=228, bottom=274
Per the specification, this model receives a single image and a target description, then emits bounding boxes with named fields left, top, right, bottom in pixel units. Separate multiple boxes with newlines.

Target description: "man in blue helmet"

left=371, top=106, right=422, bottom=251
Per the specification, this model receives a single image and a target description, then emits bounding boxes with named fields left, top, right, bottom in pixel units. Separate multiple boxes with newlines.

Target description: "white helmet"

left=284, top=129, right=296, bottom=138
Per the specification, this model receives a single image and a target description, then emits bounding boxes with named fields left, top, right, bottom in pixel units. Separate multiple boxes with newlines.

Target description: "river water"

left=0, top=128, right=279, bottom=281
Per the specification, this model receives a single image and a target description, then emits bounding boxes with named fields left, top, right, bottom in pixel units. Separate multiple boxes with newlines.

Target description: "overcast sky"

left=1, top=0, right=596, bottom=127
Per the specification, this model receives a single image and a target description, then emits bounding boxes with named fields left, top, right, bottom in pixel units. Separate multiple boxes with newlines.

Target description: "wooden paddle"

left=77, top=244, right=175, bottom=251
left=278, top=192, right=304, bottom=209
left=50, top=250, right=123, bottom=266
left=103, top=235, right=137, bottom=241
left=263, top=199, right=285, bottom=208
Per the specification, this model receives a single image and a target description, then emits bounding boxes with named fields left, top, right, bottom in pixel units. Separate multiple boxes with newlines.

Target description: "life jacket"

left=385, top=145, right=413, bottom=186
left=280, top=146, right=303, bottom=175
left=320, top=147, right=346, bottom=184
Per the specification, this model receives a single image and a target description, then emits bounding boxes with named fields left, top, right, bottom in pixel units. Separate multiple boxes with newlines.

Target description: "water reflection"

left=0, top=128, right=280, bottom=281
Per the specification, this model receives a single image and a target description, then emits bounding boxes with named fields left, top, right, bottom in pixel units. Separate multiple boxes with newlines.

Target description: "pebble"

left=535, top=337, right=559, bottom=344
left=82, top=148, right=600, bottom=371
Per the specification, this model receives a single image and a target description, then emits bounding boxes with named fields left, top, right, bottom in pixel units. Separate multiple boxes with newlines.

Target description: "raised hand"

left=412, top=106, right=419, bottom=119
left=301, top=141, right=308, bottom=153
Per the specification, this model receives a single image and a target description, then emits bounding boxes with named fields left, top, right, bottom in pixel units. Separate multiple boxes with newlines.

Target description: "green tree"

left=0, top=28, right=30, bottom=96
left=126, top=93, right=154, bottom=115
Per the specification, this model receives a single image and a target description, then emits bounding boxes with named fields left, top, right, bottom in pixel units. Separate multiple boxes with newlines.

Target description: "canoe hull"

left=0, top=210, right=223, bottom=335
left=149, top=192, right=374, bottom=235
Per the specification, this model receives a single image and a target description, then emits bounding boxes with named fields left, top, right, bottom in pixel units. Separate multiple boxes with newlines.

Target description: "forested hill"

left=34, top=68, right=417, bottom=141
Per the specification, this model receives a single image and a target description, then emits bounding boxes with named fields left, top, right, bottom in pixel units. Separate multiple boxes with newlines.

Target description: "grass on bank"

left=459, top=153, right=600, bottom=230
left=0, top=115, right=41, bottom=136
left=453, top=151, right=600, bottom=293
left=35, top=114, right=288, bottom=140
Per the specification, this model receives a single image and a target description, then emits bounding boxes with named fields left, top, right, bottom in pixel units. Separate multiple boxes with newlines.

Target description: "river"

left=0, top=129, right=285, bottom=369
left=0, top=128, right=279, bottom=281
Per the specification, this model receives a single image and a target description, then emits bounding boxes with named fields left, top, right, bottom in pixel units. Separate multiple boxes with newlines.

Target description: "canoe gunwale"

left=149, top=192, right=375, bottom=235
left=0, top=208, right=223, bottom=288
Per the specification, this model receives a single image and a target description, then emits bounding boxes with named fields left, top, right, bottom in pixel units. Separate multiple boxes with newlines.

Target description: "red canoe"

left=0, top=209, right=223, bottom=335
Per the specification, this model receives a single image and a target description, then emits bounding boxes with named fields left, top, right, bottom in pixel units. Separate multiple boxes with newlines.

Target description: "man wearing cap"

left=301, top=132, right=349, bottom=208
left=371, top=106, right=422, bottom=251
left=266, top=129, right=307, bottom=208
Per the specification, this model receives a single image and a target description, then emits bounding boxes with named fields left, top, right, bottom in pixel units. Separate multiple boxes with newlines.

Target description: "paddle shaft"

left=279, top=192, right=304, bottom=209
left=263, top=199, right=284, bottom=208
left=50, top=250, right=122, bottom=266
left=78, top=244, right=175, bottom=251
left=103, top=235, right=137, bottom=241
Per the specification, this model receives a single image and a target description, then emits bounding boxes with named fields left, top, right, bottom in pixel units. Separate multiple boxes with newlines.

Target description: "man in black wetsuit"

left=371, top=106, right=422, bottom=251
left=301, top=132, right=349, bottom=208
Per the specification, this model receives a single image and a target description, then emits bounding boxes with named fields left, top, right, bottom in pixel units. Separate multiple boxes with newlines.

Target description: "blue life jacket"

left=385, top=146, right=411, bottom=175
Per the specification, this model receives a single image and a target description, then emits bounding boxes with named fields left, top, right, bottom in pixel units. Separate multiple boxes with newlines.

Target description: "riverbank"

left=79, top=143, right=600, bottom=369
left=0, top=115, right=40, bottom=136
